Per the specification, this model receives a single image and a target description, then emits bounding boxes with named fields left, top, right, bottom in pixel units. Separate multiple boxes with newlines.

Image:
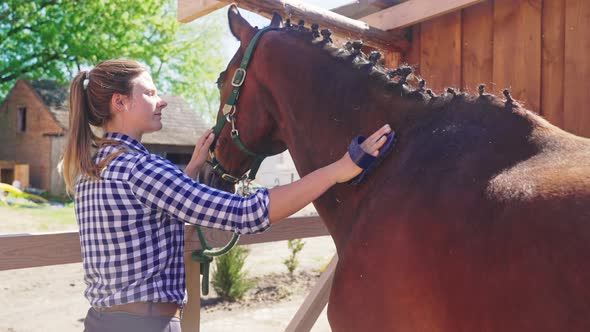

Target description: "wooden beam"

left=177, top=0, right=226, bottom=23
left=361, top=0, right=484, bottom=30
left=185, top=216, right=329, bottom=251
left=284, top=254, right=338, bottom=332
left=0, top=232, right=81, bottom=270
left=177, top=0, right=409, bottom=52
left=182, top=251, right=201, bottom=332
left=0, top=217, right=329, bottom=271
left=332, top=0, right=405, bottom=19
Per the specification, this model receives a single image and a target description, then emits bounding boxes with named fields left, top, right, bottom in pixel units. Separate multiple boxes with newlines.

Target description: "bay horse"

left=202, top=5, right=590, bottom=331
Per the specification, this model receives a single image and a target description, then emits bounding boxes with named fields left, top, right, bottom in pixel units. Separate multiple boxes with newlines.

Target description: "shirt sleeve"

left=127, top=154, right=270, bottom=234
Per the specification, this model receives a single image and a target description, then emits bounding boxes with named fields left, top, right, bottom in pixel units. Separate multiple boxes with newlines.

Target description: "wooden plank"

left=185, top=216, right=329, bottom=251
left=361, top=0, right=484, bottom=30
left=177, top=0, right=227, bottom=23
left=383, top=51, right=402, bottom=68
left=542, top=0, right=565, bottom=127
left=564, top=0, right=590, bottom=137
left=0, top=217, right=328, bottom=271
left=181, top=251, right=201, bottom=332
left=332, top=0, right=406, bottom=19
left=284, top=254, right=338, bottom=332
left=420, top=11, right=462, bottom=93
left=404, top=24, right=421, bottom=74
left=213, top=0, right=410, bottom=51
left=461, top=0, right=493, bottom=93
left=14, top=164, right=29, bottom=188
left=0, top=232, right=81, bottom=270
left=493, top=0, right=542, bottom=112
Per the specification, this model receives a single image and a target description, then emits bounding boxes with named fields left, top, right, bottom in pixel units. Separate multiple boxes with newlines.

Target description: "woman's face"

left=125, top=71, right=168, bottom=135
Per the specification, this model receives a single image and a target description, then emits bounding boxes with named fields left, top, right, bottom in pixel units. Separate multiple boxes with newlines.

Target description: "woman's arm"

left=188, top=123, right=392, bottom=225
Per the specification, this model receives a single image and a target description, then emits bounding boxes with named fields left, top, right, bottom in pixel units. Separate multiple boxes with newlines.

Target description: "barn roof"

left=28, top=79, right=209, bottom=146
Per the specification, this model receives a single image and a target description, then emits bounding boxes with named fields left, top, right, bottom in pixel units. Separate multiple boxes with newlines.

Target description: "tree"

left=0, top=0, right=228, bottom=122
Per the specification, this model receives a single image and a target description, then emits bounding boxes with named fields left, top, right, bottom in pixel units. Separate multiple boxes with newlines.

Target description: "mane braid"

left=277, top=24, right=521, bottom=113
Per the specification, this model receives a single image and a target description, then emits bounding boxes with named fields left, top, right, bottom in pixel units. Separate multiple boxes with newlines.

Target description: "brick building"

left=0, top=78, right=210, bottom=196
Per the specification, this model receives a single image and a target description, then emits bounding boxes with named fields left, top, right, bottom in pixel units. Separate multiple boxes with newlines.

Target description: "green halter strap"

left=194, top=26, right=278, bottom=296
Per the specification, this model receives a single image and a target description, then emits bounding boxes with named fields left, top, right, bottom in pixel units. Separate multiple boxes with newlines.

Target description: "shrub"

left=211, top=246, right=254, bottom=301
left=283, top=239, right=305, bottom=276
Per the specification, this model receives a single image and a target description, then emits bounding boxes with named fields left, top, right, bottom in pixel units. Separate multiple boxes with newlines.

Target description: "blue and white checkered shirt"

left=75, top=132, right=270, bottom=307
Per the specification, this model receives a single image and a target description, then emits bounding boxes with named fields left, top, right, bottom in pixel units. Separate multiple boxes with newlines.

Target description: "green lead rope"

left=194, top=26, right=278, bottom=296
left=192, top=228, right=241, bottom=295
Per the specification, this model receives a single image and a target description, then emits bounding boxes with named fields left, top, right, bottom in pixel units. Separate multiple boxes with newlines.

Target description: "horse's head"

left=200, top=5, right=288, bottom=192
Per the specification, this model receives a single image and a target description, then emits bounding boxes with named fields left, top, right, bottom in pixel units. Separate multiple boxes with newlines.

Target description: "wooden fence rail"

left=0, top=216, right=334, bottom=332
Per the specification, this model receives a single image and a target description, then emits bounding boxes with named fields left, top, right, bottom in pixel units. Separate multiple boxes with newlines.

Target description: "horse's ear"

left=270, top=12, right=283, bottom=28
left=228, top=4, right=253, bottom=41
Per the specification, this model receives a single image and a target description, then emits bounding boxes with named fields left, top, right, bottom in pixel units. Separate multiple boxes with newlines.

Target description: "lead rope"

left=191, top=180, right=256, bottom=296
left=193, top=26, right=278, bottom=296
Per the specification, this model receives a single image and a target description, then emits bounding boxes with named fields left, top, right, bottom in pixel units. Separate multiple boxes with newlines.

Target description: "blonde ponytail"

left=61, top=59, right=146, bottom=194
left=62, top=71, right=99, bottom=193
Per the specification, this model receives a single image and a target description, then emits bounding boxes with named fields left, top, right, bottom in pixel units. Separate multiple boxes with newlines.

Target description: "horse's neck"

left=263, top=64, right=415, bottom=243
left=256, top=36, right=545, bottom=247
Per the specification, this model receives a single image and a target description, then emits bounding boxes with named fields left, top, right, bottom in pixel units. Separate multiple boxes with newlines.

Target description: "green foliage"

left=211, top=246, right=255, bottom=301
left=283, top=239, right=305, bottom=276
left=0, top=0, right=229, bottom=122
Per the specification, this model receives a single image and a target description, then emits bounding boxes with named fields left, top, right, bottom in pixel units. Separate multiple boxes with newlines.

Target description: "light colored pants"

left=83, top=307, right=182, bottom=332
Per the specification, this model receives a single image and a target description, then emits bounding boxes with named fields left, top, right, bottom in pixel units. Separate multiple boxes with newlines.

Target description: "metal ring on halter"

left=229, top=116, right=239, bottom=137
left=221, top=173, right=242, bottom=183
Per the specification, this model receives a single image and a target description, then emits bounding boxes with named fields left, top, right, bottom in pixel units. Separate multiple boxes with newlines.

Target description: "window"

left=17, top=107, right=26, bottom=133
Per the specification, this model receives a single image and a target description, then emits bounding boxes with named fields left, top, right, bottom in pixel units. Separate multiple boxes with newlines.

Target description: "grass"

left=0, top=204, right=77, bottom=234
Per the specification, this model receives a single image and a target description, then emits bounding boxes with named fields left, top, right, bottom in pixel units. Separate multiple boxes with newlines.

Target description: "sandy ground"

left=0, top=236, right=336, bottom=332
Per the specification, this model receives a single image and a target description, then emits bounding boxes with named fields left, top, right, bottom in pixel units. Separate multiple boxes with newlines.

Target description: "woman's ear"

left=111, top=93, right=128, bottom=113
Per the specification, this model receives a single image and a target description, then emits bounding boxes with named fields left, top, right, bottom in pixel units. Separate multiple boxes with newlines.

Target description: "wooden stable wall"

left=403, top=0, right=590, bottom=138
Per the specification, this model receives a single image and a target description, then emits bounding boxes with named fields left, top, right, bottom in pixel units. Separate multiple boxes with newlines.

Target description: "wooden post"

left=284, top=254, right=338, bottom=332
left=181, top=251, right=201, bottom=332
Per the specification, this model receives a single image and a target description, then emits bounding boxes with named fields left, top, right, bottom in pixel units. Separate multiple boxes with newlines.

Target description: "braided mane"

left=275, top=19, right=525, bottom=113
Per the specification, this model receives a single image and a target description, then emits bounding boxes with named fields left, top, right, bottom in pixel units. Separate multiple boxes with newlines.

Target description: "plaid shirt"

left=75, top=132, right=270, bottom=307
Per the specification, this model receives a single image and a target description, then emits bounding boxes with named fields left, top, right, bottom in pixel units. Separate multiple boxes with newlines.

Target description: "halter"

left=207, top=26, right=279, bottom=185
left=193, top=26, right=278, bottom=296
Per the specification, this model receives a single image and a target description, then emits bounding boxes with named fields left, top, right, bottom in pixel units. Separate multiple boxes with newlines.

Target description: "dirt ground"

left=0, top=231, right=336, bottom=332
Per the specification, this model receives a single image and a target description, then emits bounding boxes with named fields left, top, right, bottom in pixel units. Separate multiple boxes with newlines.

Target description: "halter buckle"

left=231, top=68, right=247, bottom=87
left=221, top=173, right=241, bottom=183
left=222, top=104, right=235, bottom=116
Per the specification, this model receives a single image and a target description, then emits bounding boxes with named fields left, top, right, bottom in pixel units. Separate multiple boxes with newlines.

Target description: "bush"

left=211, top=246, right=255, bottom=301
left=283, top=239, right=305, bottom=276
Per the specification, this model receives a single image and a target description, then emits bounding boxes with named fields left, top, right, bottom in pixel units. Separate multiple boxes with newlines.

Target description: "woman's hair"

left=62, top=59, right=146, bottom=194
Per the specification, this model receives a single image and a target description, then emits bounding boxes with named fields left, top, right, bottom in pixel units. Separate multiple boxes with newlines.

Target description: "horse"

left=200, top=5, right=590, bottom=331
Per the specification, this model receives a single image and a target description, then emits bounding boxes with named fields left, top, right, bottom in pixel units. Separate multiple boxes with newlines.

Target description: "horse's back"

left=328, top=130, right=590, bottom=332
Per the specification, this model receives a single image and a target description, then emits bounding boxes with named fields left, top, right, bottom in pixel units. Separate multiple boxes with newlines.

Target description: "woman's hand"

left=184, top=129, right=215, bottom=178
left=331, top=124, right=392, bottom=183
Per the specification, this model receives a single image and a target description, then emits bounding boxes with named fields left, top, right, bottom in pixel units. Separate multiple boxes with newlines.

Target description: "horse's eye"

left=216, top=71, right=227, bottom=90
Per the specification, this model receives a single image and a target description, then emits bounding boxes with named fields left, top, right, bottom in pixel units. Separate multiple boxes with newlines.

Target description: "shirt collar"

left=103, top=132, right=149, bottom=154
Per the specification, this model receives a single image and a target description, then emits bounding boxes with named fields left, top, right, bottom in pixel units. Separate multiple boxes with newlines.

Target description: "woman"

left=62, top=59, right=392, bottom=331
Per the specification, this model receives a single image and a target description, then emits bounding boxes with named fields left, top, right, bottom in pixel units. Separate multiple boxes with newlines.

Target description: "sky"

left=198, top=0, right=354, bottom=60
left=233, top=0, right=353, bottom=27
